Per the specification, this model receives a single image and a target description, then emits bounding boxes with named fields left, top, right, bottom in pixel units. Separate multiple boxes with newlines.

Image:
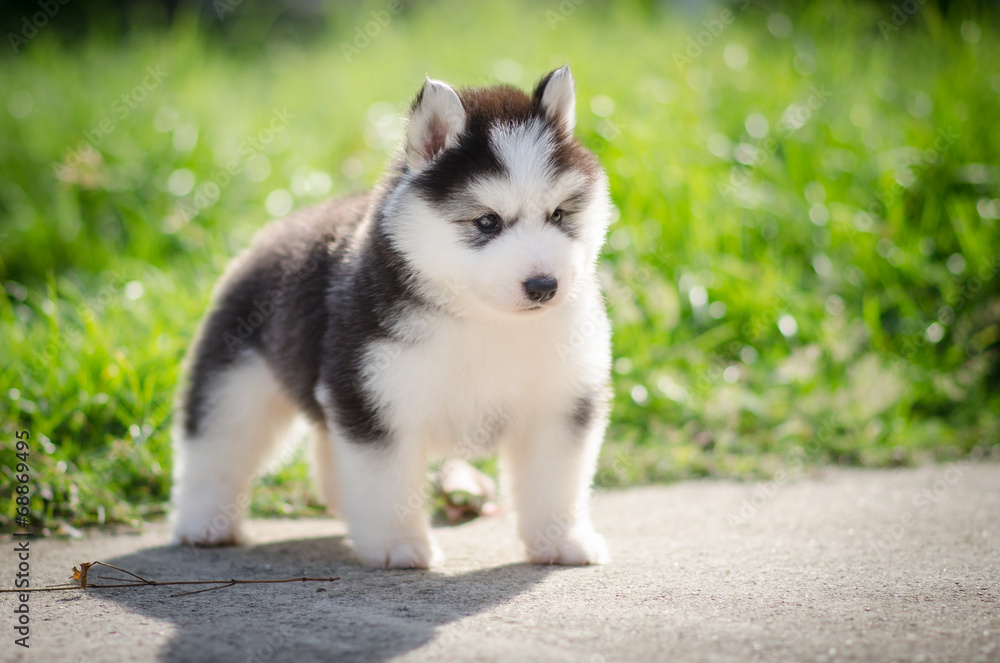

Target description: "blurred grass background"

left=1, top=0, right=998, bottom=532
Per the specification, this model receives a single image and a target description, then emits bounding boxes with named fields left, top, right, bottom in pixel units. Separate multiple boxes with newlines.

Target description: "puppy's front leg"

left=508, top=416, right=609, bottom=565
left=334, top=433, right=438, bottom=569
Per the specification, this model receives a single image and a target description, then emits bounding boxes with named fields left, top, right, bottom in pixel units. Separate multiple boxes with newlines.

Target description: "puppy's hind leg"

left=309, top=425, right=340, bottom=516
left=171, top=353, right=296, bottom=545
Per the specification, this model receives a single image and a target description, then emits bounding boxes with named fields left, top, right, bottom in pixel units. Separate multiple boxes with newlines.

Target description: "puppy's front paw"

left=172, top=517, right=243, bottom=547
left=528, top=528, right=609, bottom=566
left=354, top=537, right=439, bottom=569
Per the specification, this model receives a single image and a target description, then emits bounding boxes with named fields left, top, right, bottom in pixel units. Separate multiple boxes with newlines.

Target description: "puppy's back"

left=180, top=192, right=371, bottom=436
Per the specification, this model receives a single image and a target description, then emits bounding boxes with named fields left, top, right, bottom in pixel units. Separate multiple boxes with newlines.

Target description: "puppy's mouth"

left=515, top=289, right=568, bottom=313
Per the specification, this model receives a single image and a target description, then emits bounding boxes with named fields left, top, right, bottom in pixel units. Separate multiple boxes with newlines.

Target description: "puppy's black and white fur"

left=171, top=65, right=613, bottom=568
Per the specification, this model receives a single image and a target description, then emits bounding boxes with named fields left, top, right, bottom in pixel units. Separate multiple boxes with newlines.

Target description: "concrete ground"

left=1, top=463, right=998, bottom=663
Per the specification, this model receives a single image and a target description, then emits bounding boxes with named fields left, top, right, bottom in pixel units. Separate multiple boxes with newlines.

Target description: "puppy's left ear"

left=534, top=64, right=576, bottom=134
left=406, top=77, right=466, bottom=172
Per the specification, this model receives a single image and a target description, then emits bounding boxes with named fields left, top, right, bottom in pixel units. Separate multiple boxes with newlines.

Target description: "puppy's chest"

left=362, top=315, right=573, bottom=441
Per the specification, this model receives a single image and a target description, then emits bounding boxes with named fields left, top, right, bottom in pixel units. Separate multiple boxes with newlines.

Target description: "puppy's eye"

left=550, top=208, right=565, bottom=224
left=475, top=214, right=501, bottom=233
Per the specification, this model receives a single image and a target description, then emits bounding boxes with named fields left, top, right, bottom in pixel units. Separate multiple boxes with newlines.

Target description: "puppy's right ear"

left=406, top=77, right=466, bottom=172
left=534, top=64, right=576, bottom=134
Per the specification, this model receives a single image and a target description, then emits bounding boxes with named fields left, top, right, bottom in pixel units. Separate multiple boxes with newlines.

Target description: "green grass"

left=2, top=1, right=999, bottom=531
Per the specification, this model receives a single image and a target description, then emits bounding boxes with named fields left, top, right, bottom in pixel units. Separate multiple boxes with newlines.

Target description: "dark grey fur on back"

left=180, top=189, right=423, bottom=442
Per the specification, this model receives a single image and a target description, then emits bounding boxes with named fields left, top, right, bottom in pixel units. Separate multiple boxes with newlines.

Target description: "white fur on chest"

left=359, top=290, right=610, bottom=455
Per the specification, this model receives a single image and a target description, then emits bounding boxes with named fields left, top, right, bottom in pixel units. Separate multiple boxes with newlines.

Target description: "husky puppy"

left=171, top=65, right=613, bottom=568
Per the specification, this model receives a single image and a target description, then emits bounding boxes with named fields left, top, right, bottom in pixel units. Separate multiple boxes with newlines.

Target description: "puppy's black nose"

left=524, top=276, right=558, bottom=303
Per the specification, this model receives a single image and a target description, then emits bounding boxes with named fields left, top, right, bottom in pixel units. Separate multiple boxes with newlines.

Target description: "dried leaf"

left=71, top=562, right=92, bottom=588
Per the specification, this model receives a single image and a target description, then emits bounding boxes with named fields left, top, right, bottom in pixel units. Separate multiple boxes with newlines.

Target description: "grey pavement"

left=1, top=463, right=998, bottom=662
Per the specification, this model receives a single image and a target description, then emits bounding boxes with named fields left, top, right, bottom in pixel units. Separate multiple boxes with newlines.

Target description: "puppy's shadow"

left=97, top=533, right=552, bottom=662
